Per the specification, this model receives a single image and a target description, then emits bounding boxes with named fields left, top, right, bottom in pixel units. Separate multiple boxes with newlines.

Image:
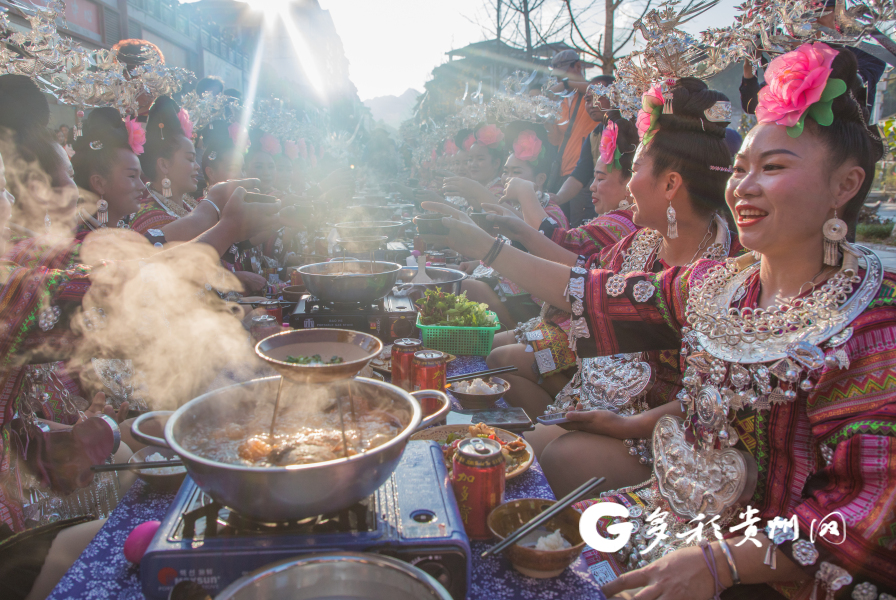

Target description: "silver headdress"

left=1, top=1, right=192, bottom=122
left=486, top=71, right=563, bottom=125
left=702, top=0, right=896, bottom=71
left=588, top=1, right=737, bottom=118
left=180, top=91, right=242, bottom=132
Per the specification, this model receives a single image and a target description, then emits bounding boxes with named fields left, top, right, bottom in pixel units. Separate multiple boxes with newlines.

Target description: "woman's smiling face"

left=726, top=122, right=864, bottom=256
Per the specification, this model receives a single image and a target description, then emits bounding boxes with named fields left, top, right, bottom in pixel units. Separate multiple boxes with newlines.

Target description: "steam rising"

left=67, top=230, right=265, bottom=410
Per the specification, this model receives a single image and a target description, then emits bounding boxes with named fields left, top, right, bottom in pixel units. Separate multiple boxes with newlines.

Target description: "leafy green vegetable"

left=444, top=432, right=462, bottom=444
left=286, top=354, right=344, bottom=365
left=415, top=290, right=497, bottom=327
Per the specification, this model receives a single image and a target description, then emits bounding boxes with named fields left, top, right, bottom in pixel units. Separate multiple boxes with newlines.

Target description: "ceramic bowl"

left=447, top=377, right=509, bottom=409
left=128, top=445, right=187, bottom=491
left=487, top=498, right=586, bottom=578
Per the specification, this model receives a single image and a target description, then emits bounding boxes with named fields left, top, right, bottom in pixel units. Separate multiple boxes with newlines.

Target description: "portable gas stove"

left=141, top=441, right=470, bottom=600
left=288, top=292, right=418, bottom=342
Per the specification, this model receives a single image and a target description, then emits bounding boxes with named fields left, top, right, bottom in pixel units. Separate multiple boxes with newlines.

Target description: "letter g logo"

left=579, top=502, right=634, bottom=553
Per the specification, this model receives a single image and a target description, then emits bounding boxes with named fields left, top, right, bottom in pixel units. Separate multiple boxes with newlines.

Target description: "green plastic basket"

left=416, top=312, right=500, bottom=356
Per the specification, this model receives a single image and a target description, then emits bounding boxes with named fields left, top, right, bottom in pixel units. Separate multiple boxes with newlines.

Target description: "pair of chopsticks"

left=481, top=476, right=605, bottom=558
left=446, top=366, right=517, bottom=383
left=91, top=460, right=184, bottom=473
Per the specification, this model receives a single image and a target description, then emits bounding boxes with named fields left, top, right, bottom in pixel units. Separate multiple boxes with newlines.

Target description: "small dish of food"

left=129, top=446, right=187, bottom=491
left=255, top=329, right=382, bottom=384
left=487, top=498, right=586, bottom=578
left=410, top=423, right=532, bottom=479
left=370, top=344, right=393, bottom=374
left=448, top=376, right=509, bottom=409
left=281, top=285, right=306, bottom=303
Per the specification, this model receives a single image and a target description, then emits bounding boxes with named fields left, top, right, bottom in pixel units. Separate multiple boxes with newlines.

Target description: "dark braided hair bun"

left=646, top=78, right=733, bottom=219
left=808, top=48, right=886, bottom=229
left=141, top=96, right=186, bottom=180
left=656, top=77, right=729, bottom=138
left=71, top=108, right=132, bottom=192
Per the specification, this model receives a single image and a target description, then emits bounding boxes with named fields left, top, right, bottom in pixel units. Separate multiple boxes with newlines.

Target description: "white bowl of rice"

left=129, top=446, right=187, bottom=491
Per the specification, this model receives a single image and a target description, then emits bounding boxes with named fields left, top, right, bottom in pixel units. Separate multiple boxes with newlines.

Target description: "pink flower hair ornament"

left=461, top=133, right=476, bottom=152
left=176, top=109, right=194, bottom=141
left=124, top=117, right=146, bottom=155
left=228, top=122, right=249, bottom=147
left=284, top=140, right=299, bottom=160
left=296, top=138, right=308, bottom=159
left=755, top=42, right=846, bottom=138
left=444, top=138, right=459, bottom=157
left=513, top=129, right=543, bottom=164
left=475, top=124, right=504, bottom=148
left=260, top=133, right=282, bottom=155
left=599, top=120, right=622, bottom=173
left=636, top=84, right=665, bottom=144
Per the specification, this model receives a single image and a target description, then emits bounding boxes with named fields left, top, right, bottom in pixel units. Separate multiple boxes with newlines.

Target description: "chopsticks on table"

left=481, top=476, right=605, bottom=558
left=91, top=461, right=184, bottom=473
left=446, top=366, right=518, bottom=383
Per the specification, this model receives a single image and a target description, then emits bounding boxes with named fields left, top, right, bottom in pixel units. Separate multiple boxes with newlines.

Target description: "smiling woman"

left=72, top=108, right=145, bottom=233
left=421, top=43, right=895, bottom=600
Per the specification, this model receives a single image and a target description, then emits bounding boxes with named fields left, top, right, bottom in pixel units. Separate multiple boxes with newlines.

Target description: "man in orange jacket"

left=546, top=50, right=601, bottom=226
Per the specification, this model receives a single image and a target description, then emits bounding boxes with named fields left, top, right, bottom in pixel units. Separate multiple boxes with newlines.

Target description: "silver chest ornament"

left=652, top=247, right=881, bottom=520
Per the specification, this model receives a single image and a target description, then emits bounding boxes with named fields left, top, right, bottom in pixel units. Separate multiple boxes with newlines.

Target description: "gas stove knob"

left=392, top=318, right=415, bottom=338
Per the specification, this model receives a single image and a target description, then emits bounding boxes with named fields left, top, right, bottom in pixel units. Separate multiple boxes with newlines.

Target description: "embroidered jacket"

left=568, top=259, right=896, bottom=596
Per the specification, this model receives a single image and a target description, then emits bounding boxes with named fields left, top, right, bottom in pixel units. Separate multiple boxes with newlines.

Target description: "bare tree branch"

left=564, top=0, right=604, bottom=58
left=613, top=0, right=653, bottom=53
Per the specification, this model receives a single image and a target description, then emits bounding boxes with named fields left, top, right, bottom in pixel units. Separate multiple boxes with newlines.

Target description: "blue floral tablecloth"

left=49, top=356, right=604, bottom=600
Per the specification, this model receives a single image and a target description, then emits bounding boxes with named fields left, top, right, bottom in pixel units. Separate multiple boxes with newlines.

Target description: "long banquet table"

left=49, top=356, right=606, bottom=600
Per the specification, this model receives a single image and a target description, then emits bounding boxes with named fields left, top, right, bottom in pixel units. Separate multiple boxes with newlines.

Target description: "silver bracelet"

left=717, top=538, right=741, bottom=586
left=202, top=198, right=222, bottom=221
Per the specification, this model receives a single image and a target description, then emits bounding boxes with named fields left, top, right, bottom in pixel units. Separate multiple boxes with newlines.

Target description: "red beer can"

left=250, top=314, right=281, bottom=342
left=259, top=300, right=282, bottom=323
left=391, top=338, right=423, bottom=390
left=451, top=437, right=505, bottom=539
left=412, top=350, right=446, bottom=391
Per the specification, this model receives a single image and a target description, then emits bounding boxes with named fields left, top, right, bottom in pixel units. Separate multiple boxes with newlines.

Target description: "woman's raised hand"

left=82, top=391, right=129, bottom=424
left=206, top=178, right=261, bottom=212
left=441, top=177, right=493, bottom=209
left=500, top=177, right=536, bottom=205
left=220, top=186, right=281, bottom=241
left=480, top=203, right=531, bottom=242
left=419, top=201, right=493, bottom=259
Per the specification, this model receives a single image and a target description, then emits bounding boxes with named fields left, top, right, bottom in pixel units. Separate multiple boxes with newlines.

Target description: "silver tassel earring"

left=96, top=196, right=108, bottom=226
left=161, top=178, right=173, bottom=198
left=822, top=210, right=847, bottom=266
left=666, top=201, right=678, bottom=239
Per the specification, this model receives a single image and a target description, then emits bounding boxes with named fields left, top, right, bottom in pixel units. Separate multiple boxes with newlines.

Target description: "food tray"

left=410, top=424, right=533, bottom=480
left=415, top=312, right=500, bottom=356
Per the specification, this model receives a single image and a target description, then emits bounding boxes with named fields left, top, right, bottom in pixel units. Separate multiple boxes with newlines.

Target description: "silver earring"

left=96, top=196, right=108, bottom=226
left=618, top=197, right=631, bottom=210
left=666, top=201, right=678, bottom=239
left=162, top=178, right=173, bottom=198
left=823, top=210, right=847, bottom=266
left=44, top=209, right=51, bottom=233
